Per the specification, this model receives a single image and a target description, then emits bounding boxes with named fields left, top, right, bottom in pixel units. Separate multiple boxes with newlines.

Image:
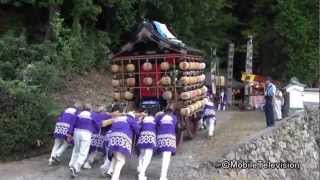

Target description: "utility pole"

left=245, top=35, right=253, bottom=107
left=227, top=43, right=235, bottom=107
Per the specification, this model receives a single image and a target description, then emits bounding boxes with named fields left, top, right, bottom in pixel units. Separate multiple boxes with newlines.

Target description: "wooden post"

left=245, top=35, right=253, bottom=107
left=227, top=43, right=235, bottom=107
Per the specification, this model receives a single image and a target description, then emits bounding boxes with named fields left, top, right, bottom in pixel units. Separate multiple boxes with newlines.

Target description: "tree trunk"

left=44, top=5, right=60, bottom=41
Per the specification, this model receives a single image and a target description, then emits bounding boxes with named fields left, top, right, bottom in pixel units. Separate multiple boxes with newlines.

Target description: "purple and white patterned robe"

left=89, top=112, right=112, bottom=154
left=53, top=107, right=77, bottom=140
left=74, top=111, right=98, bottom=133
left=136, top=116, right=157, bottom=150
left=203, top=101, right=216, bottom=121
left=156, top=113, right=177, bottom=154
left=108, top=114, right=141, bottom=157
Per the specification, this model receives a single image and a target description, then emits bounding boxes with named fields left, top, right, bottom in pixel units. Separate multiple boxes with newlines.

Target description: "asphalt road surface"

left=0, top=111, right=266, bottom=180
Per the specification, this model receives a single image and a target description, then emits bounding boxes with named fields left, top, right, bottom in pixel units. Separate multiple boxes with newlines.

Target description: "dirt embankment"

left=52, top=69, right=113, bottom=107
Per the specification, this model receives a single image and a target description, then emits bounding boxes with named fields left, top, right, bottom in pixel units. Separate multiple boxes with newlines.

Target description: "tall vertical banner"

left=210, top=48, right=217, bottom=95
left=245, top=36, right=253, bottom=105
left=227, top=43, right=234, bottom=106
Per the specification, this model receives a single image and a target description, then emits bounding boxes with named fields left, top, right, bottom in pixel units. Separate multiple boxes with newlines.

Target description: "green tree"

left=232, top=0, right=318, bottom=85
left=275, top=0, right=318, bottom=85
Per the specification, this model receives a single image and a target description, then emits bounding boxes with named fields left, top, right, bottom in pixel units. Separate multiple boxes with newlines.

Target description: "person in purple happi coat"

left=106, top=111, right=144, bottom=180
left=136, top=109, right=157, bottom=180
left=156, top=104, right=177, bottom=180
left=48, top=102, right=82, bottom=166
left=83, top=105, right=113, bottom=169
left=203, top=97, right=217, bottom=138
left=69, top=104, right=115, bottom=177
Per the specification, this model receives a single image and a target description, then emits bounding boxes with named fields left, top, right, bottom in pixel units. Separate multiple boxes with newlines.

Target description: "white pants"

left=273, top=100, right=282, bottom=120
left=49, top=138, right=69, bottom=162
left=138, top=149, right=153, bottom=179
left=69, top=129, right=92, bottom=172
left=108, top=152, right=126, bottom=180
left=206, top=117, right=216, bottom=137
left=160, top=151, right=172, bottom=180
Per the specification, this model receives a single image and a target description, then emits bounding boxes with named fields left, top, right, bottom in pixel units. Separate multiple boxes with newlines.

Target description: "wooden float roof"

left=113, top=21, right=204, bottom=59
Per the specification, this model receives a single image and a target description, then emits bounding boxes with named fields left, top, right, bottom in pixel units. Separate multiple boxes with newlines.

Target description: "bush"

left=0, top=32, right=59, bottom=78
left=0, top=79, right=61, bottom=161
left=0, top=61, right=16, bottom=80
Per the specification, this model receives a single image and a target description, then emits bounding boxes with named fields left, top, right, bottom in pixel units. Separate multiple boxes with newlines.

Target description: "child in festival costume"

left=106, top=109, right=145, bottom=180
left=83, top=105, right=119, bottom=169
left=156, top=104, right=177, bottom=180
left=69, top=103, right=116, bottom=177
left=203, top=97, right=216, bottom=137
left=48, top=102, right=82, bottom=165
left=136, top=109, right=157, bottom=180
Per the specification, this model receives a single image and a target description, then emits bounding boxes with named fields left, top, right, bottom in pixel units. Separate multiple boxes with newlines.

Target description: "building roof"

left=113, top=21, right=203, bottom=58
left=284, top=77, right=306, bottom=90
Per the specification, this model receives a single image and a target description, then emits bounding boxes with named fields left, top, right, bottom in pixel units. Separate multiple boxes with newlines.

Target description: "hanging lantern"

left=126, top=77, right=136, bottom=87
left=160, top=61, right=170, bottom=71
left=126, top=61, right=135, bottom=72
left=179, top=62, right=190, bottom=70
left=201, top=86, right=208, bottom=93
left=143, top=77, right=153, bottom=86
left=113, top=92, right=121, bottom=100
left=179, top=76, right=189, bottom=85
left=112, top=79, right=120, bottom=87
left=162, top=91, right=173, bottom=100
left=160, top=76, right=171, bottom=86
left=124, top=91, right=134, bottom=100
left=142, top=60, right=153, bottom=71
left=111, top=64, right=120, bottom=73
left=200, top=63, right=206, bottom=70
left=180, top=107, right=191, bottom=116
left=180, top=91, right=191, bottom=100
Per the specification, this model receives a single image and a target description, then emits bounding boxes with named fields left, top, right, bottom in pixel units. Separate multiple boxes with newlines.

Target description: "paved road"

left=0, top=111, right=266, bottom=180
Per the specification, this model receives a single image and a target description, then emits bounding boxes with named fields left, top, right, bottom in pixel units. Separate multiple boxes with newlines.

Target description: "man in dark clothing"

left=264, top=77, right=276, bottom=127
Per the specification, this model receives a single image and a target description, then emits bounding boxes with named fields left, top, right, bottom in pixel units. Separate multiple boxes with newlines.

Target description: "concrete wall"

left=303, top=90, right=319, bottom=104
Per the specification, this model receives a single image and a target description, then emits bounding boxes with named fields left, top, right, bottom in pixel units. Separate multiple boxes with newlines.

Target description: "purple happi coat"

left=156, top=113, right=177, bottom=154
left=203, top=101, right=216, bottom=120
left=89, top=112, right=112, bottom=154
left=108, top=114, right=140, bottom=157
left=136, top=115, right=157, bottom=150
left=74, top=111, right=99, bottom=133
left=53, top=107, right=77, bottom=140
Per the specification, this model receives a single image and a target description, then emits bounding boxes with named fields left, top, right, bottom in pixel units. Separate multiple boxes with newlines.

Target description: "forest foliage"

left=0, top=0, right=318, bottom=160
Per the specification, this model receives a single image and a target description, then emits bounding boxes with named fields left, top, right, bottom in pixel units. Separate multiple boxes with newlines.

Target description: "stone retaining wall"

left=191, top=108, right=319, bottom=180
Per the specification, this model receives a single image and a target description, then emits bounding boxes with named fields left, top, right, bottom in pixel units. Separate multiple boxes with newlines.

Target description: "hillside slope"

left=52, top=69, right=113, bottom=108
